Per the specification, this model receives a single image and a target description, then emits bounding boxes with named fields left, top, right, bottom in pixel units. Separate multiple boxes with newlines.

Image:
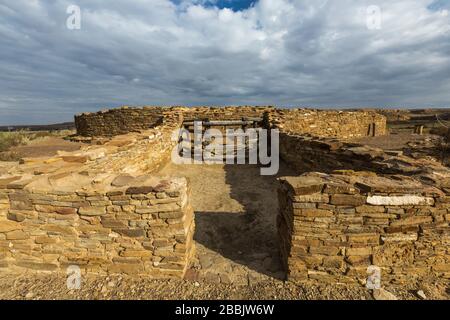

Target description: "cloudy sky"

left=0, top=0, right=450, bottom=125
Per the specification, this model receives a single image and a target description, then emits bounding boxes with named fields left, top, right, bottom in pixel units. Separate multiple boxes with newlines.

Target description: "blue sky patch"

left=205, top=0, right=257, bottom=11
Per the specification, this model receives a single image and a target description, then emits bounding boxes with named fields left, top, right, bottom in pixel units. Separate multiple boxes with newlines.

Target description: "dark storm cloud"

left=0, top=0, right=449, bottom=124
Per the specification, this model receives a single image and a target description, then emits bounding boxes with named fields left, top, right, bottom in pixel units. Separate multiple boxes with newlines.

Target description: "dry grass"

left=0, top=130, right=73, bottom=161
left=0, top=131, right=29, bottom=152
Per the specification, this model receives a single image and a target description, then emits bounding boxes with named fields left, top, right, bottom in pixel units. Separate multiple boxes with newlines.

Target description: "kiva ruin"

left=0, top=106, right=448, bottom=287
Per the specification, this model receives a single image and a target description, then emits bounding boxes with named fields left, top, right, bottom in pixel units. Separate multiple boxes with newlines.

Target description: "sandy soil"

left=159, top=161, right=296, bottom=284
left=8, top=136, right=83, bottom=158
left=351, top=132, right=438, bottom=151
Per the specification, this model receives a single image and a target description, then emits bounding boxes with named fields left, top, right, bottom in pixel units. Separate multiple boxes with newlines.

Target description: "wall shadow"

left=193, top=161, right=295, bottom=280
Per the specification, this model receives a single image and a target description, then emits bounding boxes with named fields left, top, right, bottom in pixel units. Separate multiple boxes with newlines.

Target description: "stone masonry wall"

left=178, top=106, right=272, bottom=121
left=0, top=174, right=194, bottom=277
left=75, top=106, right=270, bottom=137
left=266, top=109, right=387, bottom=139
left=75, top=106, right=164, bottom=137
left=0, top=110, right=196, bottom=278
left=278, top=173, right=450, bottom=285
left=75, top=106, right=386, bottom=140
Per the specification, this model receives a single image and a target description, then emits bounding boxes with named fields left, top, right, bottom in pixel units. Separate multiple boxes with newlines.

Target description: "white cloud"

left=0, top=0, right=449, bottom=124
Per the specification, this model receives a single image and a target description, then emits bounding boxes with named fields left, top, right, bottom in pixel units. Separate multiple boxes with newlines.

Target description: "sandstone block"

left=0, top=221, right=23, bottom=233
left=390, top=216, right=433, bottom=227
left=346, top=233, right=380, bottom=244
left=6, top=230, right=29, bottom=240
left=113, top=228, right=145, bottom=238
left=309, top=246, right=340, bottom=256
left=323, top=256, right=344, bottom=268
left=280, top=176, right=325, bottom=195
left=381, top=233, right=418, bottom=242
left=16, top=261, right=58, bottom=271
left=294, top=208, right=333, bottom=217
left=367, top=195, right=434, bottom=206
left=79, top=206, right=107, bottom=216
left=346, top=247, right=372, bottom=256
left=125, top=186, right=154, bottom=195
left=293, top=193, right=329, bottom=203
left=330, top=194, right=366, bottom=206
left=7, top=212, right=26, bottom=222
left=42, top=225, right=77, bottom=236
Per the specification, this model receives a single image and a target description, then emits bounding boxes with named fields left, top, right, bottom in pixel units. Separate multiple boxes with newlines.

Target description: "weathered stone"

left=330, top=194, right=366, bottom=206
left=55, top=207, right=77, bottom=215
left=294, top=208, right=334, bottom=217
left=309, top=246, right=340, bottom=256
left=111, top=174, right=135, bottom=187
left=125, top=186, right=154, bottom=195
left=281, top=176, right=324, bottom=195
left=293, top=193, right=329, bottom=203
left=324, top=183, right=358, bottom=194
left=373, top=288, right=398, bottom=300
left=78, top=206, right=107, bottom=216
left=159, top=211, right=184, bottom=219
left=15, top=261, right=58, bottom=271
left=321, top=256, right=344, bottom=269
left=113, top=228, right=145, bottom=238
left=346, top=247, right=372, bottom=256
left=390, top=216, right=433, bottom=227
left=367, top=195, right=434, bottom=206
left=5, top=229, right=29, bottom=240
left=347, top=233, right=379, bottom=244
left=355, top=205, right=385, bottom=213
left=6, top=212, right=26, bottom=222
left=0, top=221, right=23, bottom=233
left=381, top=233, right=418, bottom=242
left=35, top=236, right=57, bottom=244
left=101, top=219, right=127, bottom=228
left=120, top=249, right=152, bottom=258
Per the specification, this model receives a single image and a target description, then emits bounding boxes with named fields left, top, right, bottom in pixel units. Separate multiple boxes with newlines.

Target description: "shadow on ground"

left=193, top=162, right=295, bottom=280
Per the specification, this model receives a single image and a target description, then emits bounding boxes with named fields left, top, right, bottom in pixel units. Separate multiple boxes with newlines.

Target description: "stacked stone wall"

left=278, top=174, right=450, bottom=284
left=0, top=111, right=194, bottom=278
left=0, top=175, right=194, bottom=277
left=266, top=109, right=386, bottom=139
left=75, top=106, right=386, bottom=140
left=75, top=106, right=164, bottom=137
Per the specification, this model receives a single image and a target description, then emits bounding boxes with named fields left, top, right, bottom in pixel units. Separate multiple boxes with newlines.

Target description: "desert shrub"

left=0, top=131, right=28, bottom=152
left=434, top=127, right=450, bottom=166
left=0, top=151, right=22, bottom=162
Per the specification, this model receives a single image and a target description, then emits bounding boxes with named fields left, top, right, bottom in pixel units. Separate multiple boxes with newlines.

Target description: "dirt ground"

left=351, top=132, right=438, bottom=151
left=0, top=271, right=447, bottom=300
left=159, top=161, right=296, bottom=284
left=8, top=136, right=83, bottom=158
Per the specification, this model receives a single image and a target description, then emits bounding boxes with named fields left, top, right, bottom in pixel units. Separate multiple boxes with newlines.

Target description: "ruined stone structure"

left=278, top=174, right=449, bottom=284
left=1, top=106, right=448, bottom=286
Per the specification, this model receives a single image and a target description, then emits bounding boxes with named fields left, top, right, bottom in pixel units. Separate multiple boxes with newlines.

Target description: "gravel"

left=0, top=273, right=448, bottom=300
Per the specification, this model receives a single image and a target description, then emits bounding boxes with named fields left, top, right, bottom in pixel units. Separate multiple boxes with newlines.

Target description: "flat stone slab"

left=354, top=175, right=443, bottom=196
left=279, top=176, right=325, bottom=195
left=366, top=195, right=434, bottom=206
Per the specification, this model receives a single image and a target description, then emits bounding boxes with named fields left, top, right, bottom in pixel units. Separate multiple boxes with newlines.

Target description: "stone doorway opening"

left=158, top=116, right=293, bottom=284
left=159, top=159, right=295, bottom=285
